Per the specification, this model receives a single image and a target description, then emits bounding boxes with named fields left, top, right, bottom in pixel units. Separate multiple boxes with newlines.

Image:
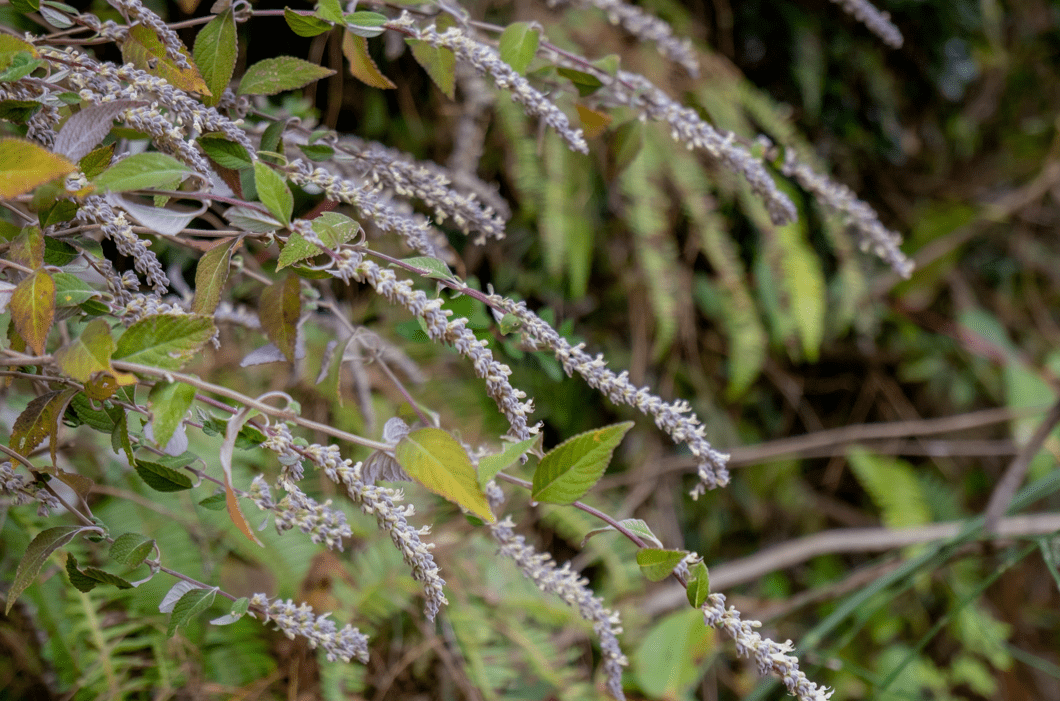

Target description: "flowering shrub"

left=6, top=0, right=1038, bottom=699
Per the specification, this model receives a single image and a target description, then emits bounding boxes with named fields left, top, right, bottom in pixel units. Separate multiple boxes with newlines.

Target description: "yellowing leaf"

left=122, top=24, right=210, bottom=96
left=7, top=525, right=100, bottom=615
left=395, top=427, right=496, bottom=523
left=54, top=318, right=134, bottom=385
left=575, top=103, right=613, bottom=138
left=0, top=138, right=75, bottom=198
left=258, top=274, right=301, bottom=363
left=342, top=31, right=395, bottom=89
left=407, top=39, right=455, bottom=99
left=9, top=388, right=77, bottom=464
left=531, top=421, right=634, bottom=504
left=191, top=237, right=237, bottom=314
left=10, top=269, right=55, bottom=355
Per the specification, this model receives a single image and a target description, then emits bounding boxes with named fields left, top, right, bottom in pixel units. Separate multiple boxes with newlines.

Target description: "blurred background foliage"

left=3, top=0, right=1060, bottom=699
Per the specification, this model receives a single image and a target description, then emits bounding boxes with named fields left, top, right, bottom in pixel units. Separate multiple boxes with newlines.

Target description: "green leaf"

left=285, top=7, right=333, bottom=36
left=39, top=199, right=78, bottom=228
left=198, top=492, right=226, bottom=510
left=394, top=427, right=496, bottom=523
left=93, top=152, right=192, bottom=193
left=686, top=561, right=710, bottom=608
left=581, top=518, right=663, bottom=549
left=43, top=239, right=79, bottom=269
left=556, top=66, right=603, bottom=97
left=6, top=525, right=98, bottom=614
left=344, top=10, right=388, bottom=38
left=10, top=268, right=54, bottom=355
left=396, top=255, right=456, bottom=281
left=134, top=459, right=194, bottom=492
left=847, top=448, right=933, bottom=530
left=498, top=22, right=540, bottom=75
left=113, top=314, right=216, bottom=371
left=198, top=135, right=252, bottom=170
left=778, top=220, right=826, bottom=361
left=9, top=389, right=76, bottom=463
left=636, top=548, right=685, bottom=582
left=477, top=434, right=542, bottom=489
left=65, top=553, right=133, bottom=592
left=191, top=237, right=238, bottom=314
left=258, top=274, right=301, bottom=363
left=314, top=0, right=344, bottom=24
left=633, top=609, right=713, bottom=699
left=530, top=421, right=633, bottom=504
left=498, top=313, right=522, bottom=335
left=210, top=596, right=249, bottom=625
left=238, top=56, right=336, bottom=96
left=192, top=9, right=238, bottom=108
left=253, top=162, right=293, bottom=226
left=148, top=381, right=195, bottom=448
left=53, top=318, right=115, bottom=382
left=109, top=532, right=156, bottom=567
left=297, top=143, right=335, bottom=162
left=69, top=393, right=119, bottom=433
left=0, top=99, right=41, bottom=123
left=277, top=212, right=358, bottom=269
left=407, top=40, right=455, bottom=99
left=166, top=587, right=218, bottom=637
left=79, top=144, right=114, bottom=179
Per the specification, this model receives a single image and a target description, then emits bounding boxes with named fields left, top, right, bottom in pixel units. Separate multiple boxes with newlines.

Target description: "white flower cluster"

left=702, top=593, right=834, bottom=701
left=484, top=293, right=729, bottom=493
left=780, top=149, right=913, bottom=278
left=392, top=14, right=588, bottom=154
left=287, top=160, right=439, bottom=256
left=491, top=518, right=628, bottom=700
left=122, top=103, right=212, bottom=175
left=0, top=462, right=62, bottom=517
left=546, top=0, right=700, bottom=76
left=77, top=196, right=169, bottom=293
left=356, top=260, right=535, bottom=441
left=119, top=293, right=192, bottom=325
left=248, top=475, right=354, bottom=552
left=259, top=421, right=305, bottom=485
left=0, top=82, right=60, bottom=147
left=610, top=70, right=798, bottom=226
left=249, top=593, right=369, bottom=663
left=829, top=0, right=903, bottom=48
left=311, top=449, right=449, bottom=621
left=335, top=135, right=507, bottom=243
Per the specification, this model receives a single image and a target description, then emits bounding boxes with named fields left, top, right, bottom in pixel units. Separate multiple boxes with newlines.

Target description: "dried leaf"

left=10, top=269, right=55, bottom=355
left=342, top=31, right=395, bottom=89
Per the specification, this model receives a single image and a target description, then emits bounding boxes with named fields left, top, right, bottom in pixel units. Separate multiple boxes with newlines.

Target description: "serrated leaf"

left=10, top=269, right=54, bottom=355
left=69, top=393, right=119, bottom=433
left=396, top=255, right=456, bottom=281
left=191, top=237, right=237, bottom=314
left=0, top=99, right=41, bottom=123
left=238, top=56, right=336, bottom=96
left=9, top=0, right=39, bottom=13
left=581, top=518, right=664, bottom=549
left=342, top=31, right=395, bottom=89
left=122, top=24, right=210, bottom=96
left=111, top=407, right=135, bottom=464
left=166, top=586, right=217, bottom=636
left=636, top=548, right=685, bottom=582
left=113, top=314, right=215, bottom=371
left=686, top=561, right=710, bottom=608
left=93, top=152, right=193, bottom=193
left=148, top=381, right=195, bottom=449
left=277, top=212, right=358, bottom=269
left=110, top=532, right=156, bottom=567
left=477, top=434, right=542, bottom=489
left=314, top=0, right=344, bottom=23
left=0, top=35, right=37, bottom=64
left=198, top=492, right=226, bottom=510
left=253, top=162, right=293, bottom=226
left=192, top=9, right=237, bottom=107
left=159, top=580, right=197, bottom=612
left=52, top=100, right=142, bottom=162
left=39, top=199, right=79, bottom=228
left=54, top=318, right=115, bottom=382
left=395, top=427, right=496, bottom=523
left=49, top=468, right=94, bottom=503
left=134, top=459, right=194, bottom=492
left=6, top=525, right=98, bottom=614
left=258, top=274, right=301, bottom=363
left=198, top=135, right=252, bottom=170
left=9, top=389, right=76, bottom=463
left=285, top=7, right=332, bottom=36
left=0, top=52, right=43, bottom=81
left=344, top=10, right=388, bottom=37
left=65, top=553, right=133, bottom=592
left=8, top=225, right=43, bottom=269
left=407, top=40, right=455, bottom=99
left=0, top=138, right=76, bottom=198
left=531, top=421, right=634, bottom=504
left=498, top=22, right=539, bottom=75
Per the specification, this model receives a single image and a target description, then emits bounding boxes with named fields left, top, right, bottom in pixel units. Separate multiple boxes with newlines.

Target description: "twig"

left=983, top=397, right=1060, bottom=534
